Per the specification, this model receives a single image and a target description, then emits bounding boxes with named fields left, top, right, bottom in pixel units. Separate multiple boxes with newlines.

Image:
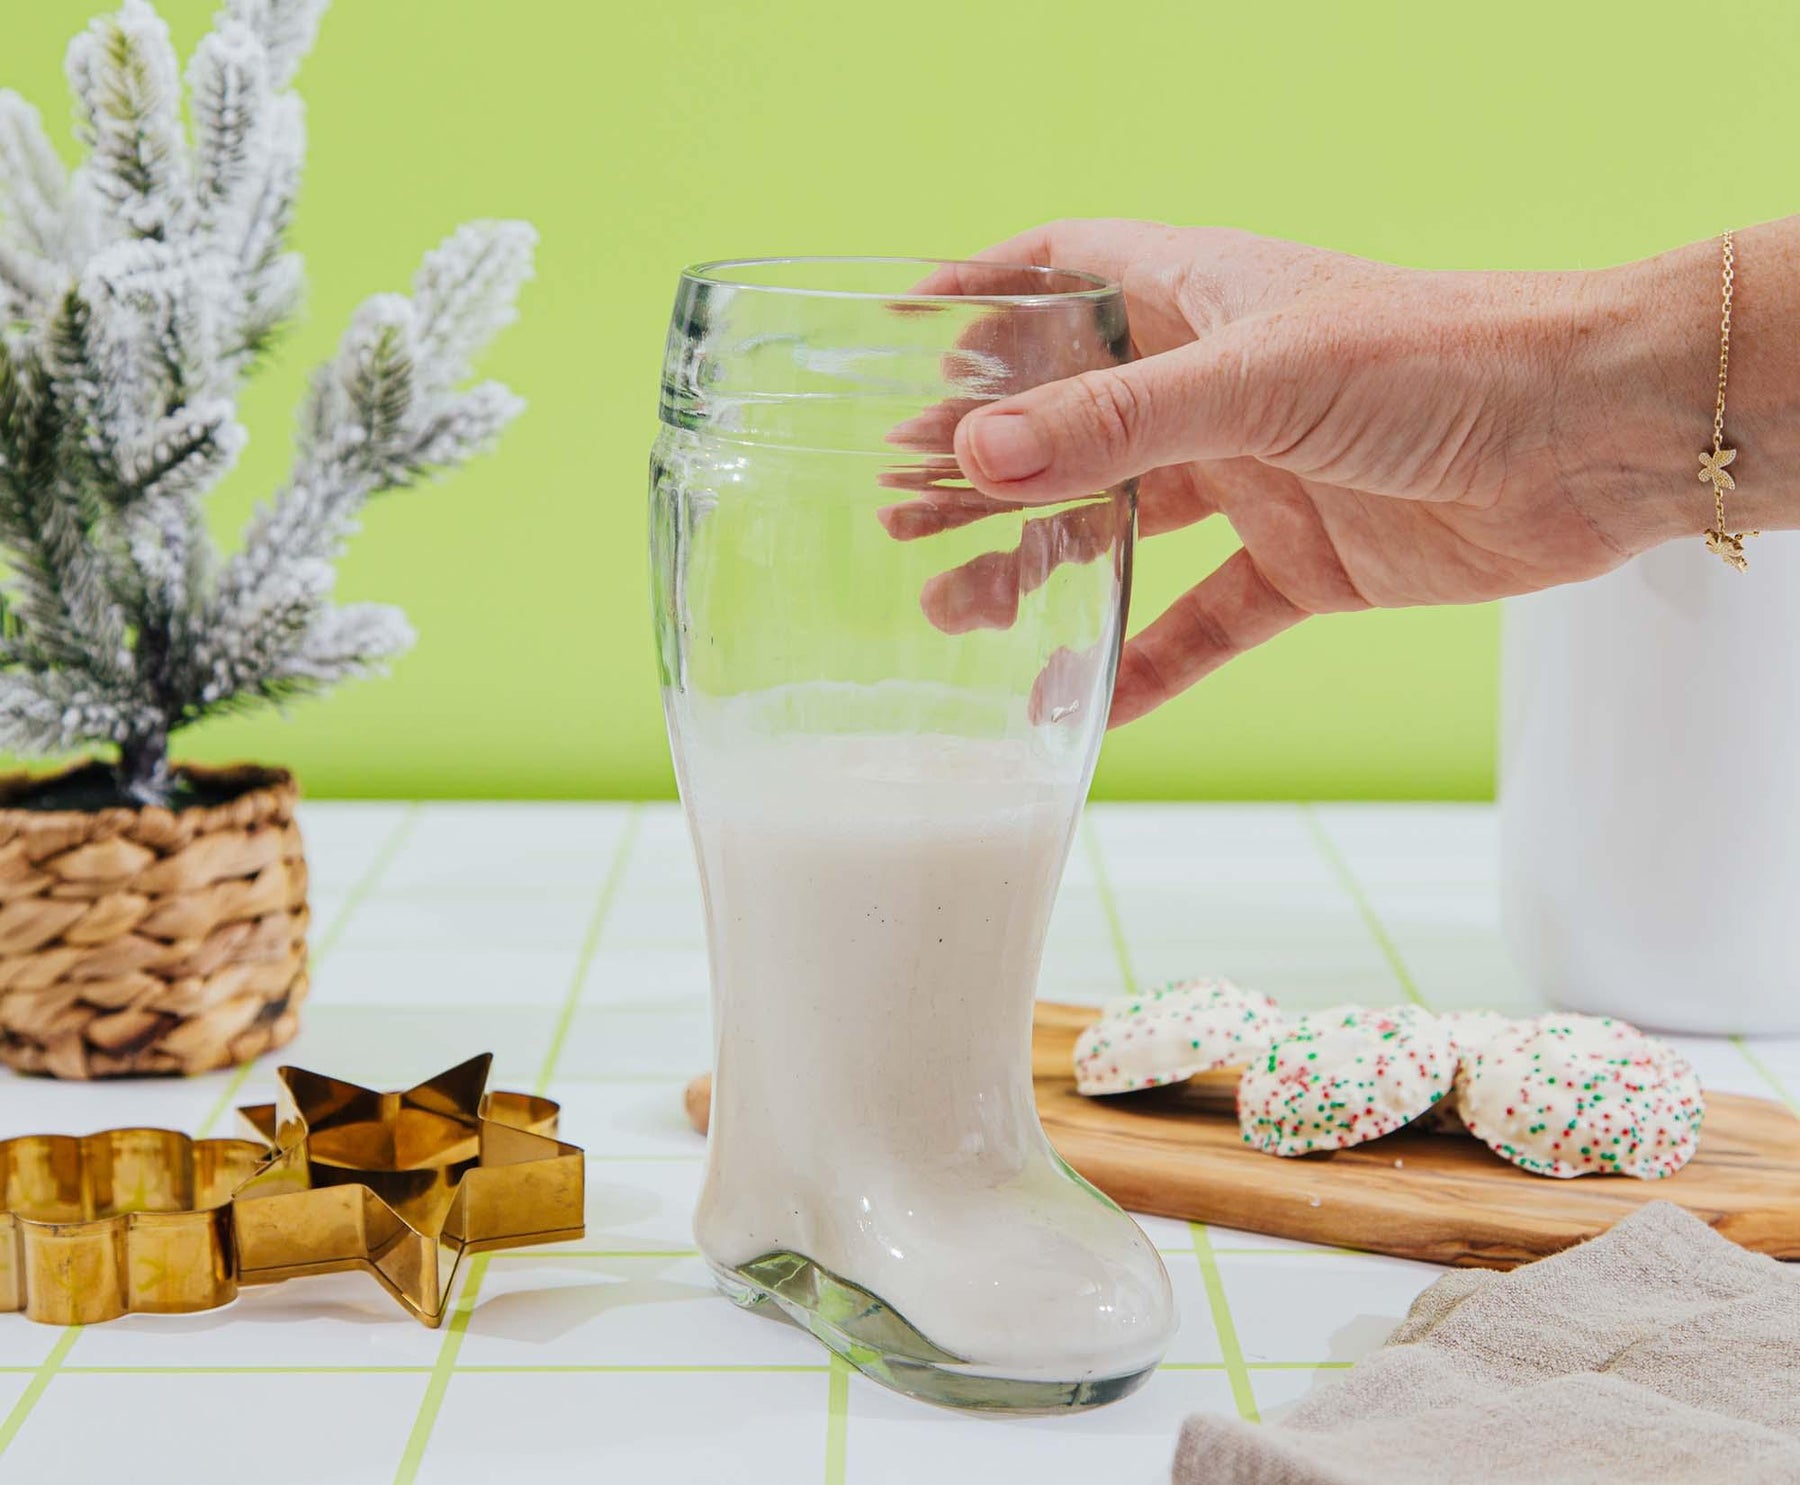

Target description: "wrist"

left=1569, top=228, right=1800, bottom=545
left=1559, top=243, right=1723, bottom=547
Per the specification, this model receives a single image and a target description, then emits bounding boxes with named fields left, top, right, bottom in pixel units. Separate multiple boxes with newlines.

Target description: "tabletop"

left=0, top=800, right=1791, bottom=1485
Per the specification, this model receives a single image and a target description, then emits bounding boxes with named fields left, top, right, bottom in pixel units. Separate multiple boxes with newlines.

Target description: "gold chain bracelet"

left=1700, top=230, right=1755, bottom=570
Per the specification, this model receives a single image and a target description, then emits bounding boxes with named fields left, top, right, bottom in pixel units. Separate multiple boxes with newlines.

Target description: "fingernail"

left=963, top=412, right=1050, bottom=483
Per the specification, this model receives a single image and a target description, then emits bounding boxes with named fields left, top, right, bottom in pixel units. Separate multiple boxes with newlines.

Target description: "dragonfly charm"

left=1705, top=526, right=1750, bottom=571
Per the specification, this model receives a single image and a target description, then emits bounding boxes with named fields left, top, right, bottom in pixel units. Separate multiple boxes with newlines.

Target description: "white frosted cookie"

left=1422, top=1011, right=1530, bottom=1133
left=1073, top=978, right=1284, bottom=1096
left=1238, top=1004, right=1457, bottom=1156
left=1441, top=1010, right=1521, bottom=1058
left=1457, top=1012, right=1705, bottom=1179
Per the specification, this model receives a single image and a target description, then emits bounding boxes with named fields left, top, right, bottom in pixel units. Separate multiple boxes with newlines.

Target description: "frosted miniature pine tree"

left=0, top=0, right=534, bottom=805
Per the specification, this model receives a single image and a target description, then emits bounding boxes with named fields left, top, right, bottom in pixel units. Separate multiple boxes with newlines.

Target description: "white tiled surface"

left=0, top=800, right=1793, bottom=1485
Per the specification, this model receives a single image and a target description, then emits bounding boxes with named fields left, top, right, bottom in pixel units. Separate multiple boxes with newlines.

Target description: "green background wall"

left=8, top=1, right=1799, bottom=799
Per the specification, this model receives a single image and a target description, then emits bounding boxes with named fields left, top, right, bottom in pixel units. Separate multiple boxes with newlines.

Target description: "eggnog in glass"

left=651, top=257, right=1174, bottom=1411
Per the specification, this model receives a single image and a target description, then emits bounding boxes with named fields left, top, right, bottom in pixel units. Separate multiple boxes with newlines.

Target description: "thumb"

left=953, top=330, right=1274, bottom=502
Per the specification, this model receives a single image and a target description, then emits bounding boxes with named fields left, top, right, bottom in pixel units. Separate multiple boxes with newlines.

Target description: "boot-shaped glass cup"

left=651, top=257, right=1174, bottom=1412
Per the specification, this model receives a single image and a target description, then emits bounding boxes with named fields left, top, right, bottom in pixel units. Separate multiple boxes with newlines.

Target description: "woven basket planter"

left=0, top=763, right=309, bottom=1079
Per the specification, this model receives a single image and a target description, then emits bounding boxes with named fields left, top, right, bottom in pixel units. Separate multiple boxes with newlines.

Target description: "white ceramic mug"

left=1500, top=533, right=1800, bottom=1034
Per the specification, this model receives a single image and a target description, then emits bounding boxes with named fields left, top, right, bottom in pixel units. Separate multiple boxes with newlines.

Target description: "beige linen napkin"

left=1173, top=1202, right=1800, bottom=1485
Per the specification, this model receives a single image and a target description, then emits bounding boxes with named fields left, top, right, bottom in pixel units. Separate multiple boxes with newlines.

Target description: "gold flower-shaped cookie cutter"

left=0, top=1127, right=265, bottom=1325
left=0, top=1055, right=584, bottom=1326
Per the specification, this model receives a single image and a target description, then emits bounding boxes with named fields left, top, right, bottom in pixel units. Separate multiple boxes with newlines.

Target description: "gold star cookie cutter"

left=0, top=1056, right=584, bottom=1326
left=230, top=1054, right=585, bottom=1326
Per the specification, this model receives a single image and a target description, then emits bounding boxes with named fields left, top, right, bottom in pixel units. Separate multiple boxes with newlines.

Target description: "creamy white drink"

left=680, top=706, right=1174, bottom=1384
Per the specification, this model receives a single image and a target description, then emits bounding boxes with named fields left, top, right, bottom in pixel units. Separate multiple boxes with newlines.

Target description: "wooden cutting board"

left=684, top=1001, right=1800, bottom=1268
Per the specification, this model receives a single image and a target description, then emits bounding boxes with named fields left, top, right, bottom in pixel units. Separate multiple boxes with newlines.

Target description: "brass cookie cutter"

left=0, top=1055, right=585, bottom=1326
left=0, top=1127, right=263, bottom=1325
left=232, top=1055, right=585, bottom=1325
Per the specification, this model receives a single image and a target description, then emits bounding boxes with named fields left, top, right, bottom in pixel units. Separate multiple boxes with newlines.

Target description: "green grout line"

left=1083, top=818, right=1139, bottom=993
left=389, top=809, right=641, bottom=1483
left=1209, top=1248, right=1362, bottom=1259
left=12, top=1360, right=1355, bottom=1377
left=0, top=1327, right=80, bottom=1459
left=486, top=1248, right=701, bottom=1260
left=1092, top=819, right=1262, bottom=1422
left=1300, top=804, right=1428, bottom=1009
left=194, top=802, right=422, bottom=1138
left=0, top=808, right=429, bottom=1462
left=824, top=1355, right=850, bottom=1485
left=1163, top=1361, right=1352, bottom=1372
left=191, top=1039, right=261, bottom=1140
left=371, top=885, right=615, bottom=902
left=311, top=802, right=423, bottom=964
left=1730, top=1037, right=1799, bottom=1114
left=534, top=806, right=642, bottom=1097
left=1191, top=1223, right=1259, bottom=1422
left=1250, top=1361, right=1354, bottom=1371
left=457, top=1363, right=830, bottom=1375
left=392, top=1252, right=489, bottom=1485
left=62, top=1365, right=435, bottom=1375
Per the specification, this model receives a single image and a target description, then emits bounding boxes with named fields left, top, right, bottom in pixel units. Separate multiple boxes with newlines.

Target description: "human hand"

left=921, top=220, right=1750, bottom=725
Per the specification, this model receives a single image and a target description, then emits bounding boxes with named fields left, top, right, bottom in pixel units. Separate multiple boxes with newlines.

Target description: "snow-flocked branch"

left=0, top=1, right=533, bottom=803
